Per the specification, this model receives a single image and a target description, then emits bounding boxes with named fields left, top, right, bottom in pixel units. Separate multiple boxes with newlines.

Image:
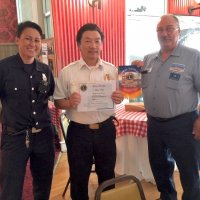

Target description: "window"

left=43, top=0, right=53, bottom=38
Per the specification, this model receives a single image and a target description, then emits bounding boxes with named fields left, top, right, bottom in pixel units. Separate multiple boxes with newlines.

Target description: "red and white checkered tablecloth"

left=48, top=101, right=61, bottom=133
left=115, top=104, right=147, bottom=138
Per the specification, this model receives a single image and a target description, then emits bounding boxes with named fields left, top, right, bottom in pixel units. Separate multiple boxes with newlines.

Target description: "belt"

left=31, top=127, right=42, bottom=133
left=148, top=110, right=197, bottom=122
left=70, top=116, right=115, bottom=130
left=3, top=126, right=42, bottom=135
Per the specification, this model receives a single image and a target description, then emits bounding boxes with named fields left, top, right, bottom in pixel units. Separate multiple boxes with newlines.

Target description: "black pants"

left=67, top=118, right=116, bottom=200
left=147, top=111, right=200, bottom=200
left=0, top=125, right=55, bottom=200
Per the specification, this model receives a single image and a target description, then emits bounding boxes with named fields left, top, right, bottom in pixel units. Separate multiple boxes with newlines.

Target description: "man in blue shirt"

left=133, top=14, right=200, bottom=200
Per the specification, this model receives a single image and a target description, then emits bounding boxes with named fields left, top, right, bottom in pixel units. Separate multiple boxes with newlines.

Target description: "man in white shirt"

left=53, top=23, right=123, bottom=200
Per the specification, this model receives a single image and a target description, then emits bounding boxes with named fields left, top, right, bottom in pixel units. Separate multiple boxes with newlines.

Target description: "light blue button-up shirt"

left=142, top=43, right=200, bottom=118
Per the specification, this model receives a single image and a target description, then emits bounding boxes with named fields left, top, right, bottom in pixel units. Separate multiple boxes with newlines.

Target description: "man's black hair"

left=76, top=23, right=104, bottom=45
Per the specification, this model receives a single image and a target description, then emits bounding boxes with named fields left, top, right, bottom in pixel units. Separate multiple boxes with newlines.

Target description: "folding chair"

left=59, top=113, right=96, bottom=197
left=95, top=175, right=146, bottom=200
left=59, top=113, right=70, bottom=197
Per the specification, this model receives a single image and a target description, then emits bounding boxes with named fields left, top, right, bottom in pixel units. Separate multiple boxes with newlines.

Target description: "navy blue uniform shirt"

left=0, top=54, right=55, bottom=131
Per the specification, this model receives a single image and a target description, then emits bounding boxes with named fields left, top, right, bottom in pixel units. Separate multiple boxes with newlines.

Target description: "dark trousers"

left=0, top=125, right=55, bottom=200
left=147, top=111, right=200, bottom=200
left=67, top=118, right=116, bottom=200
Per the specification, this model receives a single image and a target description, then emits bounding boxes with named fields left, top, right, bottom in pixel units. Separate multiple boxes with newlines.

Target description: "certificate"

left=77, top=81, right=116, bottom=112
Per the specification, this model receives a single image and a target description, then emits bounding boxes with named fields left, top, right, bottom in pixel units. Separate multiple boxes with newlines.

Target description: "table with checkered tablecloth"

left=115, top=104, right=154, bottom=183
left=48, top=101, right=62, bottom=136
left=115, top=104, right=147, bottom=138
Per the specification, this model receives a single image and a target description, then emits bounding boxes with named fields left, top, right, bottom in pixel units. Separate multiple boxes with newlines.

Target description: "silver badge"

left=42, top=73, right=47, bottom=82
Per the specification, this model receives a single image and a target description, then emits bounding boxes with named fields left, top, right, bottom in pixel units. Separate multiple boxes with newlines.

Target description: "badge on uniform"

left=42, top=73, right=48, bottom=86
left=104, top=74, right=110, bottom=81
left=169, top=72, right=181, bottom=80
left=169, top=63, right=185, bottom=81
left=38, top=73, right=48, bottom=94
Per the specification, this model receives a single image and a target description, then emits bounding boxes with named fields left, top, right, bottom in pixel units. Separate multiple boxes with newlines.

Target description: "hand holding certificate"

left=77, top=81, right=116, bottom=112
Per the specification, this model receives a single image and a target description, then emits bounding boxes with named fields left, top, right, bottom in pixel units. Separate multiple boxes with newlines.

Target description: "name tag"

left=169, top=63, right=185, bottom=81
left=169, top=72, right=181, bottom=81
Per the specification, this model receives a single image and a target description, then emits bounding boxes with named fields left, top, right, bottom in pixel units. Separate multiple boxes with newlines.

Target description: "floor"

left=49, top=152, right=183, bottom=200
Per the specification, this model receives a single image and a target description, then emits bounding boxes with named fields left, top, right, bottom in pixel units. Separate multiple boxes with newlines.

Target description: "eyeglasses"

left=156, top=27, right=179, bottom=34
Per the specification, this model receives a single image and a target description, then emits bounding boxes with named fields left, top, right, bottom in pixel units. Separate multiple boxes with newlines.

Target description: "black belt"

left=70, top=116, right=116, bottom=130
left=3, top=126, right=42, bottom=135
left=148, top=110, right=197, bottom=122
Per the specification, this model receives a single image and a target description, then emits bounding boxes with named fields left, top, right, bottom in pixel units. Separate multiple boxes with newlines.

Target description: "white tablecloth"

left=115, top=134, right=155, bottom=183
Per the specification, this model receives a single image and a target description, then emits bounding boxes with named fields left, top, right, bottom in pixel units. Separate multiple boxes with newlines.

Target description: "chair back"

left=95, top=175, right=146, bottom=200
left=60, top=112, right=69, bottom=144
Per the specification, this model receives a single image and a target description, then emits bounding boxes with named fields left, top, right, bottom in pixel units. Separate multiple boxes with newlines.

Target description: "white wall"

left=16, top=0, right=45, bottom=34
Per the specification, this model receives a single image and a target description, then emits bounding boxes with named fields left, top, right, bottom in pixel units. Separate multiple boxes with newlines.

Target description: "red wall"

left=0, top=0, right=18, bottom=43
left=51, top=0, right=200, bottom=74
left=168, top=0, right=200, bottom=15
left=51, top=0, right=125, bottom=73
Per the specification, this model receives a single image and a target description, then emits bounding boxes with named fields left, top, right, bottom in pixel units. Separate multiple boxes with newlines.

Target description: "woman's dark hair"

left=76, top=23, right=104, bottom=45
left=16, top=21, right=43, bottom=37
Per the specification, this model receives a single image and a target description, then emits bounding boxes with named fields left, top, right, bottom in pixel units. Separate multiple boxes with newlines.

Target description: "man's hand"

left=131, top=60, right=144, bottom=67
left=112, top=91, right=124, bottom=104
left=69, top=92, right=81, bottom=108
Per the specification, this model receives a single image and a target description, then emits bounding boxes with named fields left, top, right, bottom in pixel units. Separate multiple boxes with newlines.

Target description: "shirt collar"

left=16, top=53, right=44, bottom=72
left=35, top=59, right=45, bottom=72
left=157, top=42, right=180, bottom=59
left=79, top=57, right=103, bottom=70
left=170, top=42, right=181, bottom=57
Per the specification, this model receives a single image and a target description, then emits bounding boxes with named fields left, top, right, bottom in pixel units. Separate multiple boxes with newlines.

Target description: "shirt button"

left=33, top=111, right=36, bottom=115
left=32, top=100, right=35, bottom=103
left=32, top=87, right=34, bottom=91
left=35, top=122, right=39, bottom=125
left=14, top=88, right=18, bottom=91
left=30, top=75, right=33, bottom=78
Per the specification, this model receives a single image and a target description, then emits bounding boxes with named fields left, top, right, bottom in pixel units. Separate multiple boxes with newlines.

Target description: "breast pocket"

left=5, top=81, right=27, bottom=97
left=167, top=71, right=190, bottom=90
